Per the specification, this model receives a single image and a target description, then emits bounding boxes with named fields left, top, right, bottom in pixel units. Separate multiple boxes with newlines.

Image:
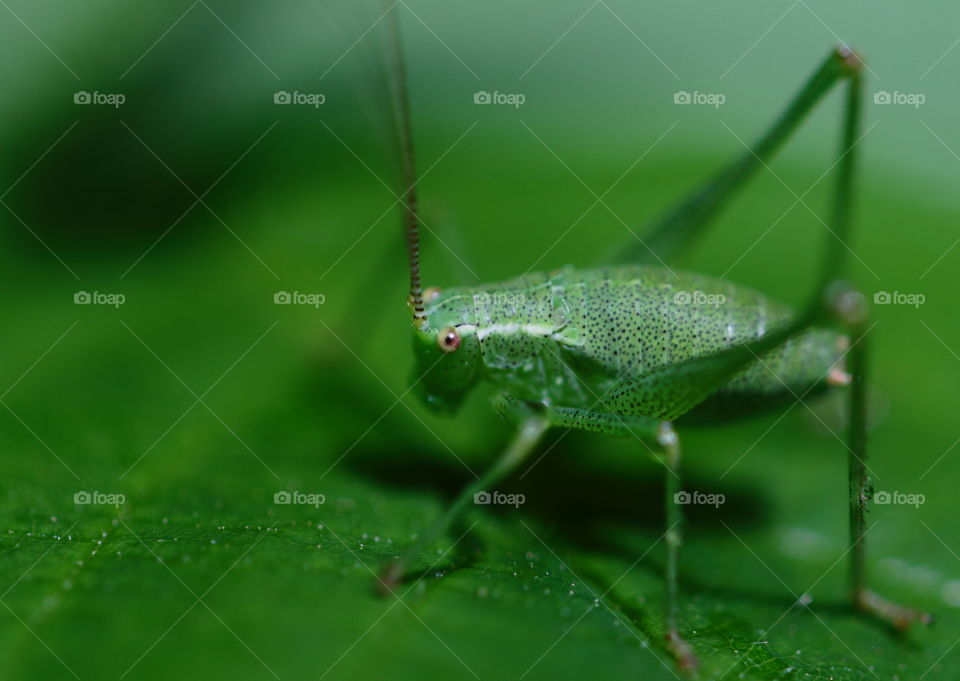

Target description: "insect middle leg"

left=545, top=405, right=699, bottom=670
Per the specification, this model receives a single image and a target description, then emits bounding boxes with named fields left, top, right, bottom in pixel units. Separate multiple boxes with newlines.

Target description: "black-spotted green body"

left=413, top=264, right=843, bottom=422
left=385, top=38, right=930, bottom=661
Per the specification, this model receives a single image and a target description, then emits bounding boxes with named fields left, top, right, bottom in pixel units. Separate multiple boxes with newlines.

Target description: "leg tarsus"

left=854, top=588, right=934, bottom=631
left=665, top=630, right=700, bottom=673
left=377, top=561, right=405, bottom=597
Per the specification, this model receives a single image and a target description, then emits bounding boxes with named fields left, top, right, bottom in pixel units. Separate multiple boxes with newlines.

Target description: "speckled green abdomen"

left=427, top=265, right=842, bottom=421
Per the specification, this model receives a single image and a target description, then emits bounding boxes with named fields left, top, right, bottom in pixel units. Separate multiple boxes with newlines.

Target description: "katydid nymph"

left=373, top=11, right=931, bottom=671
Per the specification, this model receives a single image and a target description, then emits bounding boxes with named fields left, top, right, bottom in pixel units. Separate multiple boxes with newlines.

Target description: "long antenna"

left=383, top=1, right=425, bottom=326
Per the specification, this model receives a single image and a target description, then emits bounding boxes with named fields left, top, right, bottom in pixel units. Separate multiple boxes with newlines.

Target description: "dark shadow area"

left=346, top=433, right=768, bottom=541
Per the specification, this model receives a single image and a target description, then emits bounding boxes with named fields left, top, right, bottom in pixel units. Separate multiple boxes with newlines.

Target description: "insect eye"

left=424, top=286, right=442, bottom=302
left=437, top=326, right=461, bottom=353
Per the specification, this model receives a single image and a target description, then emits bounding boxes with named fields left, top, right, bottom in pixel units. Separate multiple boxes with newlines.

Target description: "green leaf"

left=0, top=2, right=957, bottom=679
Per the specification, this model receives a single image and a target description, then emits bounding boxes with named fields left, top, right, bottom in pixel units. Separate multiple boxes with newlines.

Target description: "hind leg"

left=834, top=290, right=933, bottom=629
left=611, top=47, right=863, bottom=267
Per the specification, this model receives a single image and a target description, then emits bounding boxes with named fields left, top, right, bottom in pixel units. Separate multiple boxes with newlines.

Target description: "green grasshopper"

left=373, top=10, right=931, bottom=670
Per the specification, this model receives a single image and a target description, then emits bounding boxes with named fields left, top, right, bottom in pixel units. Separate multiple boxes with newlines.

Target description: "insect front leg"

left=378, top=405, right=549, bottom=593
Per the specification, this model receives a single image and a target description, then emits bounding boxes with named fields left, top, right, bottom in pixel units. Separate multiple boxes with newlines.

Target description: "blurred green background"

left=1, top=1, right=958, bottom=679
